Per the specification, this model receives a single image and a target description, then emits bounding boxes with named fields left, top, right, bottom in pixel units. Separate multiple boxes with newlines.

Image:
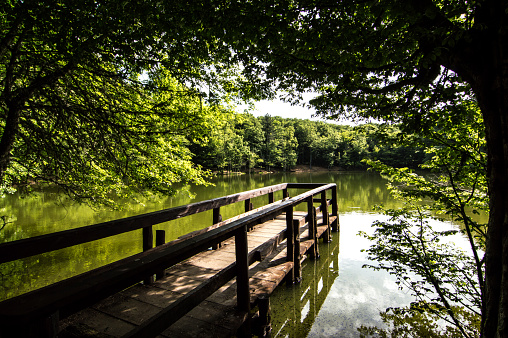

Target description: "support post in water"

left=313, top=206, right=319, bottom=258
left=292, top=218, right=302, bottom=283
left=285, top=205, right=295, bottom=286
left=143, top=226, right=154, bottom=285
left=331, top=185, right=340, bottom=233
left=156, top=230, right=166, bottom=279
left=212, top=207, right=222, bottom=249
left=257, top=295, right=272, bottom=337
left=321, top=191, right=331, bottom=242
left=307, top=196, right=318, bottom=260
left=235, top=224, right=250, bottom=313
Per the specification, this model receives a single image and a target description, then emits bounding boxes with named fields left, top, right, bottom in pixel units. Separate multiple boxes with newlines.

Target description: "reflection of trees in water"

left=269, top=231, right=340, bottom=337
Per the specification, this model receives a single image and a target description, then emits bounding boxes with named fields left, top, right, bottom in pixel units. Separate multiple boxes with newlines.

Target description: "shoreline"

left=214, top=165, right=350, bottom=175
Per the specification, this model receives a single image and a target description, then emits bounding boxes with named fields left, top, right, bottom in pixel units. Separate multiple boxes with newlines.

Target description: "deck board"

left=59, top=211, right=330, bottom=337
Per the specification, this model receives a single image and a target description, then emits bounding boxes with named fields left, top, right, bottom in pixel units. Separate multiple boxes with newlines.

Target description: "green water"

left=0, top=171, right=462, bottom=336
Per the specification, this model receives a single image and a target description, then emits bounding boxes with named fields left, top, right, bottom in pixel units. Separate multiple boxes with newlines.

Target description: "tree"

left=0, top=0, right=236, bottom=206
left=211, top=1, right=507, bottom=335
left=279, top=123, right=299, bottom=171
left=293, top=119, right=317, bottom=168
left=360, top=101, right=486, bottom=336
left=235, top=113, right=264, bottom=170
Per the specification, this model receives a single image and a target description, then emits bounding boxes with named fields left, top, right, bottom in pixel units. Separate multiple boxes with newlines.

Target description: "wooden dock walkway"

left=0, top=183, right=339, bottom=337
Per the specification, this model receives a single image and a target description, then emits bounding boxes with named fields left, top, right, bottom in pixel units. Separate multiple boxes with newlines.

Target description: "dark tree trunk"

left=444, top=3, right=508, bottom=335
left=0, top=104, right=21, bottom=182
left=475, top=85, right=508, bottom=338
left=468, top=34, right=508, bottom=336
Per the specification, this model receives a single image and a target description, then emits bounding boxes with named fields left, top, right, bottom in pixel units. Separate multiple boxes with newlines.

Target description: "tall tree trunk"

left=447, top=3, right=508, bottom=335
left=473, top=69, right=508, bottom=337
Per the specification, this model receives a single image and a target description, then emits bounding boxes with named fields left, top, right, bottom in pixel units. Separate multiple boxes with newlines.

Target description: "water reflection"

left=270, top=212, right=415, bottom=337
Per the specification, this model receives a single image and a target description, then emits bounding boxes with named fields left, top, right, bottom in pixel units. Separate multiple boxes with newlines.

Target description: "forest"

left=189, top=112, right=426, bottom=173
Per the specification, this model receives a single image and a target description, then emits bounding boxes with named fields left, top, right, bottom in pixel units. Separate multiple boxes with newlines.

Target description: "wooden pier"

left=0, top=183, right=339, bottom=337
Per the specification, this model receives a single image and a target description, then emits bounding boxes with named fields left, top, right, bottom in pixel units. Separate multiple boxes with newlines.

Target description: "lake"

left=0, top=171, right=467, bottom=336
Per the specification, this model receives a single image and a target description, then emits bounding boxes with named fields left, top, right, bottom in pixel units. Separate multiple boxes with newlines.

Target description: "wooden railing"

left=0, top=183, right=339, bottom=337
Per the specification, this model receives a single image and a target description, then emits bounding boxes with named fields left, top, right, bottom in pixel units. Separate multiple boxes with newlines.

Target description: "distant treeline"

left=189, top=113, right=427, bottom=172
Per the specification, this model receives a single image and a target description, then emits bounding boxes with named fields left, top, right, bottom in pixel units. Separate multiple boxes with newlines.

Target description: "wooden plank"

left=93, top=293, right=162, bottom=325
left=161, top=317, right=227, bottom=338
left=122, top=221, right=289, bottom=337
left=161, top=311, right=241, bottom=338
left=121, top=285, right=181, bottom=308
left=299, top=239, right=315, bottom=256
left=60, top=308, right=136, bottom=337
left=287, top=183, right=329, bottom=190
left=179, top=200, right=285, bottom=241
left=316, top=225, right=329, bottom=239
left=122, top=261, right=240, bottom=338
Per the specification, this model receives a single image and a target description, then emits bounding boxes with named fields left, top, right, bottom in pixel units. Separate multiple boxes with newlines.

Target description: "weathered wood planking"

left=59, top=211, right=332, bottom=337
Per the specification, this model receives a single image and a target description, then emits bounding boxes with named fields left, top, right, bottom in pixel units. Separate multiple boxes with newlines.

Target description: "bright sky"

left=236, top=99, right=321, bottom=121
left=235, top=98, right=360, bottom=125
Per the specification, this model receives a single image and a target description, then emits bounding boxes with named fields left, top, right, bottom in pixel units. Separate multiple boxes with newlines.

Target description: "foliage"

left=191, top=112, right=427, bottom=172
left=260, top=115, right=298, bottom=171
left=6, top=70, right=213, bottom=208
left=360, top=102, right=486, bottom=337
left=0, top=1, right=239, bottom=207
left=359, top=206, right=482, bottom=337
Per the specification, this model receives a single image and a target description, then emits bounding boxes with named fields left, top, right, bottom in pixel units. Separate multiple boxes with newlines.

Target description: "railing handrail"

left=0, top=183, right=323, bottom=264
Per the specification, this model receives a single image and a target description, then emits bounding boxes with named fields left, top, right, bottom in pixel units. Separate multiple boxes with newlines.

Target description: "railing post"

left=143, top=226, right=154, bottom=285
left=245, top=198, right=252, bottom=212
left=245, top=199, right=254, bottom=231
left=235, top=224, right=250, bottom=313
left=156, top=230, right=166, bottom=279
left=313, top=206, right=319, bottom=258
left=307, top=196, right=318, bottom=260
left=212, top=207, right=222, bottom=249
left=268, top=192, right=274, bottom=204
left=285, top=205, right=294, bottom=286
left=292, top=218, right=302, bottom=283
left=331, top=186, right=340, bottom=233
left=321, top=191, right=331, bottom=243
left=283, top=188, right=289, bottom=199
